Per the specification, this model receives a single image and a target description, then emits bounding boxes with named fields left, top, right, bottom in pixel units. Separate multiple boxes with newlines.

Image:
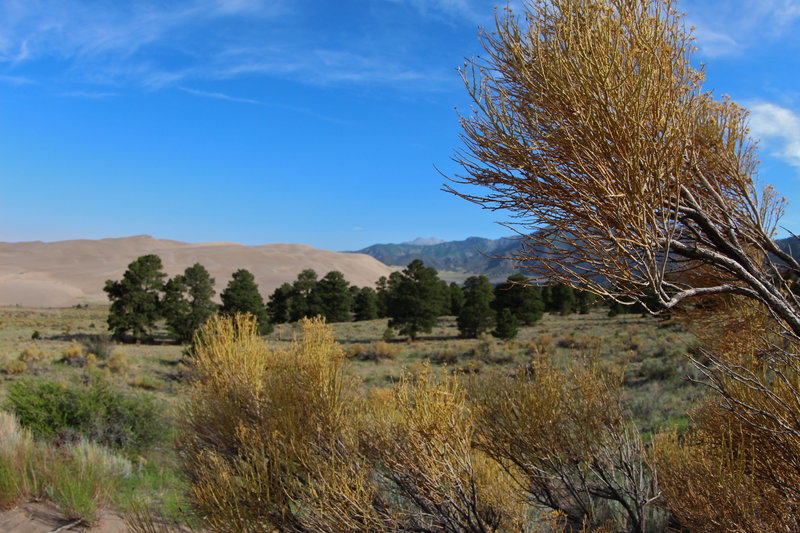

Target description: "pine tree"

left=386, top=260, right=443, bottom=340
left=220, top=269, right=271, bottom=335
left=457, top=275, right=495, bottom=338
left=493, top=274, right=544, bottom=326
left=313, top=271, right=352, bottom=323
left=104, top=254, right=166, bottom=342
left=449, top=282, right=465, bottom=316
left=289, top=269, right=322, bottom=321
left=267, top=283, right=293, bottom=324
left=575, top=289, right=596, bottom=315
left=354, top=287, right=379, bottom=321
left=162, top=263, right=216, bottom=343
left=375, top=276, right=390, bottom=318
left=493, top=308, right=519, bottom=340
left=551, top=284, right=577, bottom=315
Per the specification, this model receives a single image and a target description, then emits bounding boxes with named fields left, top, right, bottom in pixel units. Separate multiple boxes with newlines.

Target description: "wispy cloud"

left=686, top=0, right=800, bottom=57
left=0, top=0, right=453, bottom=94
left=691, top=27, right=741, bottom=58
left=63, top=90, right=115, bottom=99
left=749, top=102, right=800, bottom=169
left=0, top=74, right=35, bottom=85
left=179, top=86, right=260, bottom=104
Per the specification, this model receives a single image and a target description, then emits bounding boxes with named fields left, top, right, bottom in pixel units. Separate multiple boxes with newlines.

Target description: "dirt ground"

left=0, top=502, right=128, bottom=533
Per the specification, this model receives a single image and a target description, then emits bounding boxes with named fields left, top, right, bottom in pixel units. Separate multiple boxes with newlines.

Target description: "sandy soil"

left=0, top=235, right=395, bottom=307
left=0, top=502, right=128, bottom=533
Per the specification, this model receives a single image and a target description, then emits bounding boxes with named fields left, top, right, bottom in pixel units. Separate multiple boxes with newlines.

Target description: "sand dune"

left=0, top=235, right=396, bottom=308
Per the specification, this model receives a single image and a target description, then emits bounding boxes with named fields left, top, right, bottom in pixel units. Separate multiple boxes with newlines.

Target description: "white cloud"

left=691, top=27, right=741, bottom=58
left=0, top=0, right=447, bottom=92
left=685, top=0, right=800, bottom=56
left=179, top=86, right=260, bottom=104
left=0, top=74, right=35, bottom=85
left=749, top=102, right=800, bottom=168
left=63, top=90, right=115, bottom=99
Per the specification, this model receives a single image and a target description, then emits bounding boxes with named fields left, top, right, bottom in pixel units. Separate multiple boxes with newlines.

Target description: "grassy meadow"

left=0, top=303, right=706, bottom=526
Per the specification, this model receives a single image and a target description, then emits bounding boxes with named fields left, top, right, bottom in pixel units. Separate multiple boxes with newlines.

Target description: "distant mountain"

left=403, top=237, right=445, bottom=246
left=354, top=235, right=800, bottom=284
left=354, top=236, right=525, bottom=282
left=777, top=236, right=800, bottom=264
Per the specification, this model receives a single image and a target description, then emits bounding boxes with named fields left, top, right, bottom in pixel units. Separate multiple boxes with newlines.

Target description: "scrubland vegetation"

left=0, top=300, right=703, bottom=530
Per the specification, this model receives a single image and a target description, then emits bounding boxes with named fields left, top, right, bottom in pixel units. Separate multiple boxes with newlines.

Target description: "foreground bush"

left=169, top=313, right=657, bottom=532
left=6, top=378, right=164, bottom=453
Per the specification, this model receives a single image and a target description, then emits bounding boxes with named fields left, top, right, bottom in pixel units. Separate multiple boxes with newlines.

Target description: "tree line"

left=104, top=255, right=598, bottom=343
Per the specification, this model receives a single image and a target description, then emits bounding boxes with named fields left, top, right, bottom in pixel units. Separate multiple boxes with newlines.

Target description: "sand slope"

left=0, top=235, right=396, bottom=308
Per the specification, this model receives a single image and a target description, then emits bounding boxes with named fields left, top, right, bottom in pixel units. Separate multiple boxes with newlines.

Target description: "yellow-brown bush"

left=168, top=313, right=655, bottom=532
left=60, top=341, right=85, bottom=366
left=4, top=359, right=27, bottom=375
left=469, top=358, right=663, bottom=532
left=346, top=340, right=401, bottom=361
left=18, top=347, right=46, bottom=363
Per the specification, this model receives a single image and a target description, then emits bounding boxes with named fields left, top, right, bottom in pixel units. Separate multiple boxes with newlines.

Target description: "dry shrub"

left=18, top=347, right=46, bottom=363
left=529, top=334, right=555, bottom=356
left=651, top=298, right=800, bottom=531
left=654, top=408, right=800, bottom=533
left=362, top=367, right=524, bottom=532
left=106, top=352, right=129, bottom=373
left=469, top=358, right=662, bottom=532
left=178, top=314, right=381, bottom=532
left=654, top=311, right=800, bottom=529
left=430, top=347, right=459, bottom=365
left=347, top=340, right=401, bottom=361
left=172, top=313, right=663, bottom=532
left=60, top=341, right=85, bottom=366
left=4, top=359, right=27, bottom=375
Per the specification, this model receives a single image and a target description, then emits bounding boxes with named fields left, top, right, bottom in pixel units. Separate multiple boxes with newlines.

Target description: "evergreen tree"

left=267, top=283, right=293, bottom=324
left=493, top=308, right=519, bottom=340
left=220, top=269, right=272, bottom=335
left=386, top=260, right=443, bottom=340
left=161, top=263, right=216, bottom=343
left=354, top=287, right=379, bottom=321
left=348, top=285, right=361, bottom=313
left=493, top=274, right=544, bottom=326
left=313, top=270, right=352, bottom=323
left=541, top=285, right=554, bottom=313
left=104, top=254, right=166, bottom=342
left=575, top=289, right=596, bottom=315
left=289, top=269, right=322, bottom=321
left=375, top=276, right=390, bottom=318
left=457, top=275, right=495, bottom=338
left=550, top=284, right=577, bottom=315
left=435, top=279, right=452, bottom=316
left=449, top=282, right=465, bottom=316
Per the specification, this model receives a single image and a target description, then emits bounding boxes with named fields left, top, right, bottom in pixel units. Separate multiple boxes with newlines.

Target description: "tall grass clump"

left=0, top=411, right=130, bottom=523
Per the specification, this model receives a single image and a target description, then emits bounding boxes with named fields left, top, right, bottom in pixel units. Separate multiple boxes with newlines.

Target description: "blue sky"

left=1, top=0, right=799, bottom=251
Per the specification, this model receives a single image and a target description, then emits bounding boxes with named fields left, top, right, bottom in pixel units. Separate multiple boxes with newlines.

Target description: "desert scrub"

left=5, top=378, right=165, bottom=453
left=131, top=375, right=164, bottom=391
left=60, top=341, right=85, bottom=366
left=347, top=340, right=401, bottom=361
left=106, top=352, right=129, bottom=374
left=3, top=359, right=27, bottom=375
left=18, top=346, right=46, bottom=363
